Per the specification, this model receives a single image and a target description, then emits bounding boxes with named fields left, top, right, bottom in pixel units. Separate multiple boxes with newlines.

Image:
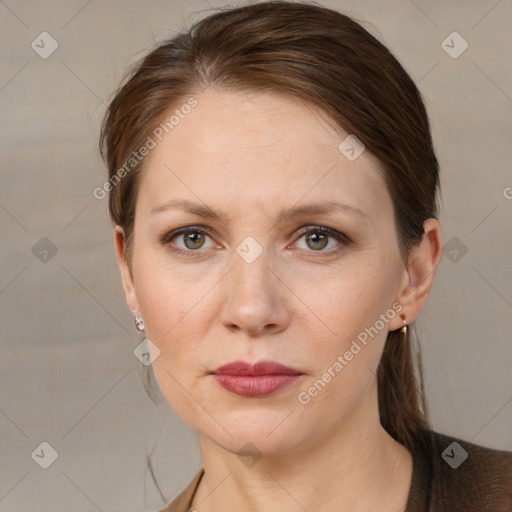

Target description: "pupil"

left=185, top=232, right=203, bottom=249
left=308, top=233, right=327, bottom=250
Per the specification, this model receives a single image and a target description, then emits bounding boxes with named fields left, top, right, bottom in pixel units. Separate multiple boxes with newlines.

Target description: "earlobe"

left=390, top=218, right=443, bottom=330
left=114, top=226, right=140, bottom=315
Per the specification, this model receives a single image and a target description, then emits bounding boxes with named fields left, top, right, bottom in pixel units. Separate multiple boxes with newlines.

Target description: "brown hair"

left=100, top=0, right=439, bottom=501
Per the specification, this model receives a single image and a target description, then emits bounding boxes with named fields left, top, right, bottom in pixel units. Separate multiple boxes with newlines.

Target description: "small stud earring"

left=134, top=316, right=145, bottom=332
left=399, top=313, right=407, bottom=334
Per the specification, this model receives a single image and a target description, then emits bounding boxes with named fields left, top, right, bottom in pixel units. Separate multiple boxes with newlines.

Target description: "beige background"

left=1, top=0, right=511, bottom=510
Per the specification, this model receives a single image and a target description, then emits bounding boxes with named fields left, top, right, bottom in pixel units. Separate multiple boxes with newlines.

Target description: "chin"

left=197, top=408, right=307, bottom=458
left=214, top=432, right=301, bottom=460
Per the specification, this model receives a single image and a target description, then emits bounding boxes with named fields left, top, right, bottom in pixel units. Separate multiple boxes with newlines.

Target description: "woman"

left=99, top=2, right=512, bottom=511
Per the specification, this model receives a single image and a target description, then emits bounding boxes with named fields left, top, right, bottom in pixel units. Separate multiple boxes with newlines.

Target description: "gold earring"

left=399, top=313, right=407, bottom=334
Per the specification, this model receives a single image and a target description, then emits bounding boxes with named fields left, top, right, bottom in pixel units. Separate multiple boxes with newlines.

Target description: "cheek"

left=139, top=270, right=209, bottom=421
left=134, top=263, right=217, bottom=381
left=293, top=278, right=391, bottom=424
left=292, top=260, right=398, bottom=404
left=134, top=253, right=206, bottom=336
left=297, top=262, right=395, bottom=342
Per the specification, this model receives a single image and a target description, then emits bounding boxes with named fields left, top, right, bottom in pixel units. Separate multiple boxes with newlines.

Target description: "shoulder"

left=420, top=430, right=512, bottom=511
left=157, top=467, right=204, bottom=512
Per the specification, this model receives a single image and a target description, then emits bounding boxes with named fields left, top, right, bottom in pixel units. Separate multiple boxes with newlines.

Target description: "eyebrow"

left=150, top=198, right=369, bottom=223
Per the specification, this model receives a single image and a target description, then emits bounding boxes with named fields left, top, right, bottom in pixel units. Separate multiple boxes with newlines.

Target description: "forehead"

left=137, top=88, right=392, bottom=224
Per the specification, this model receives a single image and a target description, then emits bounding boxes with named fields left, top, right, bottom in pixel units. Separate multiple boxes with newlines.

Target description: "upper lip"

left=212, top=360, right=302, bottom=376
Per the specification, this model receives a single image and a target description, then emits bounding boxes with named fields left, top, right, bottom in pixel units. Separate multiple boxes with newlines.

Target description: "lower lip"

left=212, top=374, right=302, bottom=397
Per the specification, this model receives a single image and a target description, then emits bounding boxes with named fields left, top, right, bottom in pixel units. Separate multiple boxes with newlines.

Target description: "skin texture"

left=115, top=88, right=443, bottom=511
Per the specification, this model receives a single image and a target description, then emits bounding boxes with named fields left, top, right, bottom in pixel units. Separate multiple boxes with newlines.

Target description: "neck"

left=192, top=381, right=413, bottom=512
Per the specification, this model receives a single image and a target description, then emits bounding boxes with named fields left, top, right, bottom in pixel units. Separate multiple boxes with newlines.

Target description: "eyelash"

left=160, top=225, right=351, bottom=258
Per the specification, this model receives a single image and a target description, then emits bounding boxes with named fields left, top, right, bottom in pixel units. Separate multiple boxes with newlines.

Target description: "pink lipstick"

left=211, top=360, right=303, bottom=397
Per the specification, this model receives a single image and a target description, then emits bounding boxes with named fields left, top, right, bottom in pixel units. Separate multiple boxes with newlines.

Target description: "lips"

left=213, top=360, right=302, bottom=376
left=211, top=360, right=303, bottom=397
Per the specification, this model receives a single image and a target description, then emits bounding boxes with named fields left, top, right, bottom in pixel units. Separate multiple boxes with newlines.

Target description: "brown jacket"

left=158, top=430, right=512, bottom=511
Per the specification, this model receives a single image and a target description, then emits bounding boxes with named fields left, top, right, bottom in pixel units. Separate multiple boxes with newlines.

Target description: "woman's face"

left=118, top=89, right=414, bottom=456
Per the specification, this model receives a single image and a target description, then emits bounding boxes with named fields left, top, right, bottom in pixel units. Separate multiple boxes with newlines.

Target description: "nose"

left=219, top=247, right=291, bottom=337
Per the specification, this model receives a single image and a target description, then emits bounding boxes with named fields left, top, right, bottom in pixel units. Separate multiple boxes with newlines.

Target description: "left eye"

left=293, top=226, right=348, bottom=253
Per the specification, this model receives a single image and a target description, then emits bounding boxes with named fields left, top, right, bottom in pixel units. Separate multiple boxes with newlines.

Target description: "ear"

left=389, top=218, right=443, bottom=330
left=114, top=226, right=140, bottom=315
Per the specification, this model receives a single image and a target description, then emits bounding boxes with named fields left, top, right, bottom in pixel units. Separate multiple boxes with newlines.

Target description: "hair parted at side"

left=100, top=0, right=439, bottom=497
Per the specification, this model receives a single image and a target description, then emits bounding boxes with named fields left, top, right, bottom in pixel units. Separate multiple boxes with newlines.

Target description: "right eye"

left=161, top=226, right=220, bottom=256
